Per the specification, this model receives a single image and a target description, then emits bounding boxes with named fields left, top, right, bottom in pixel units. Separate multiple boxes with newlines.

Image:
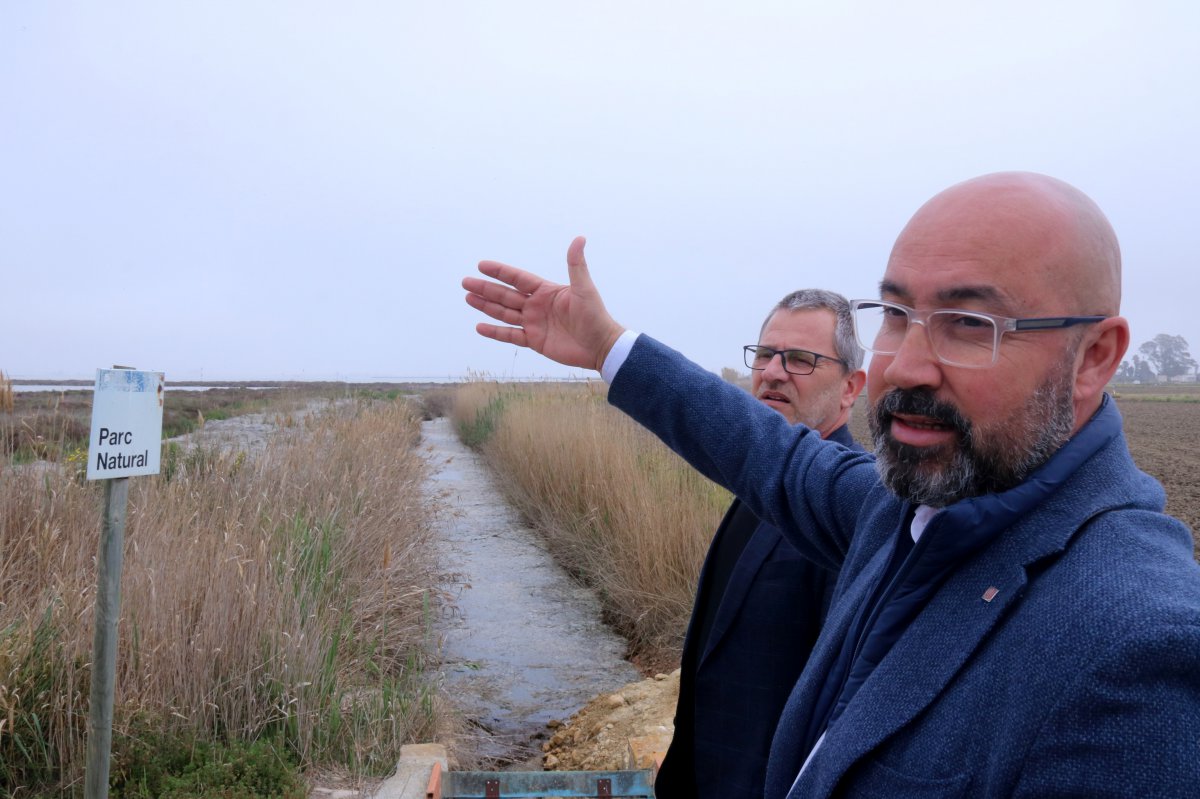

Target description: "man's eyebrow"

left=878, top=279, right=908, bottom=300
left=935, top=285, right=1006, bottom=306
left=878, top=280, right=1009, bottom=309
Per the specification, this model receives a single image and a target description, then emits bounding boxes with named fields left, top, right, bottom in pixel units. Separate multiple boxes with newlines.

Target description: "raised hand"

left=464, top=236, right=626, bottom=372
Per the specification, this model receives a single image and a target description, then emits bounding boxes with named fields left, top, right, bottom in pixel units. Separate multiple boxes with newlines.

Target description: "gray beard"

left=869, top=369, right=1076, bottom=508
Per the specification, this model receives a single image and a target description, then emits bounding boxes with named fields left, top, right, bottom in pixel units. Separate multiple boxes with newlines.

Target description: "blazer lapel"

left=809, top=550, right=1030, bottom=793
left=796, top=500, right=1099, bottom=797
left=699, top=521, right=780, bottom=666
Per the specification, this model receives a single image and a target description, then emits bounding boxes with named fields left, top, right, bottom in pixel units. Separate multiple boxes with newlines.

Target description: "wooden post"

left=84, top=475, right=129, bottom=799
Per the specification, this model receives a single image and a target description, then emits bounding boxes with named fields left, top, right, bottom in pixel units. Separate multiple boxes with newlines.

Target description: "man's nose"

left=882, top=320, right=943, bottom=389
left=762, top=352, right=791, bottom=380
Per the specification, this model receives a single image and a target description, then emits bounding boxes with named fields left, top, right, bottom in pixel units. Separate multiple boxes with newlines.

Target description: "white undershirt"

left=910, top=503, right=937, bottom=542
left=600, top=328, right=639, bottom=384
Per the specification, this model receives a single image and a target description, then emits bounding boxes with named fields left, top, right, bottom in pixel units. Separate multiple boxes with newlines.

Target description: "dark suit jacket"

left=656, top=425, right=857, bottom=799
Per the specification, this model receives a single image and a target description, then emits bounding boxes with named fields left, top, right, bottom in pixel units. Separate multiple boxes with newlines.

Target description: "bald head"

left=875, top=171, right=1130, bottom=446
left=890, top=172, right=1122, bottom=317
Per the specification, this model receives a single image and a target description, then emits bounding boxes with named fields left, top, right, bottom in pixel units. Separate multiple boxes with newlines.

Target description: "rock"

left=539, top=670, right=679, bottom=772
left=626, top=731, right=674, bottom=770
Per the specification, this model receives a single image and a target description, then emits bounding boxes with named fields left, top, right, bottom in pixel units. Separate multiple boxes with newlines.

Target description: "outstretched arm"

left=463, top=236, right=626, bottom=372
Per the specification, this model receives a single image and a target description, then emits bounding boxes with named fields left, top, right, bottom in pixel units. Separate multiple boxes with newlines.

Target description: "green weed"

left=456, top=393, right=511, bottom=448
left=109, top=729, right=304, bottom=799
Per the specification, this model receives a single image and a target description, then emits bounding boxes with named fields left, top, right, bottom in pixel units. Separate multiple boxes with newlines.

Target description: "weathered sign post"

left=84, top=367, right=164, bottom=799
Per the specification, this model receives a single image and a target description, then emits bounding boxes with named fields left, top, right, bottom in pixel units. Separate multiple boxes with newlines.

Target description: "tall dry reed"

left=453, top=381, right=729, bottom=670
left=0, top=398, right=444, bottom=793
left=0, top=372, right=12, bottom=414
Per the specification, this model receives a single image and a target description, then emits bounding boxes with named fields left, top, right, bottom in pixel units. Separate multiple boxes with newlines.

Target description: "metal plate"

left=442, top=769, right=654, bottom=798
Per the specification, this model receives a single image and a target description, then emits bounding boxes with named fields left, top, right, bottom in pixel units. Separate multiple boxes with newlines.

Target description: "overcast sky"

left=4, top=2, right=1197, bottom=381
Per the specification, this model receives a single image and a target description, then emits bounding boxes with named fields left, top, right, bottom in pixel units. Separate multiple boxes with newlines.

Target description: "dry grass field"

left=0, top=382, right=406, bottom=465
left=0, top=391, right=445, bottom=795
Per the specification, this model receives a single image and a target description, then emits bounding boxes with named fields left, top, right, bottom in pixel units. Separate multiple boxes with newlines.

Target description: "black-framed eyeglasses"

left=850, top=299, right=1108, bottom=369
left=743, top=345, right=847, bottom=376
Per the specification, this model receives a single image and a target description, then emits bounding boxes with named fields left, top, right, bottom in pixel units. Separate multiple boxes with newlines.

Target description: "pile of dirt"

left=540, top=669, right=680, bottom=771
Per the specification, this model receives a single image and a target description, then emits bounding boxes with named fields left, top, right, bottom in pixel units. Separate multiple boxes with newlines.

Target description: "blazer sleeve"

left=608, top=334, right=878, bottom=572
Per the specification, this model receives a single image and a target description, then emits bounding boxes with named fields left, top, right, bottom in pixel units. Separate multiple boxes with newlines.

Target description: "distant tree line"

left=1115, top=333, right=1198, bottom=383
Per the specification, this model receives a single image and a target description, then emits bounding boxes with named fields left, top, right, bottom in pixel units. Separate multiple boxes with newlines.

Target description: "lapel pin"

left=982, top=586, right=1000, bottom=602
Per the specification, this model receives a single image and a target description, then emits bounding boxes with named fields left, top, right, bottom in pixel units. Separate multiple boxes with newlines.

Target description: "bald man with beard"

left=465, top=172, right=1200, bottom=797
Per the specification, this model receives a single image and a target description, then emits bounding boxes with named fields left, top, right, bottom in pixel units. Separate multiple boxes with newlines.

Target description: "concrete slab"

left=369, top=743, right=447, bottom=799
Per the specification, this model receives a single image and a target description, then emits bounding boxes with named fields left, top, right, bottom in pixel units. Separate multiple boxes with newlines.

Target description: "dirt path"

left=419, top=416, right=643, bottom=766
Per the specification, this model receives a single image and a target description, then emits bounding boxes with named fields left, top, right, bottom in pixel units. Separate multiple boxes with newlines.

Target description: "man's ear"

left=1074, top=316, right=1129, bottom=404
left=842, top=369, right=867, bottom=411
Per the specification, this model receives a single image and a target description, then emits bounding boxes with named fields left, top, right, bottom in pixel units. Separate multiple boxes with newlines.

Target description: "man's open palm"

left=464, top=236, right=625, bottom=372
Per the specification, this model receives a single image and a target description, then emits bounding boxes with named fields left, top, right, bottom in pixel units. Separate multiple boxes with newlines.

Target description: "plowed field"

left=1117, top=398, right=1200, bottom=557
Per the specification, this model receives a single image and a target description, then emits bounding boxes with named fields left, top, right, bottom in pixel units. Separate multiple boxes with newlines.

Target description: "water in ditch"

left=420, top=416, right=641, bottom=766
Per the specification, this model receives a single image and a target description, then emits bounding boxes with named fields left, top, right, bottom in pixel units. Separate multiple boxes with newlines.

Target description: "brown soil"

left=540, top=670, right=679, bottom=772
left=1113, top=399, right=1200, bottom=556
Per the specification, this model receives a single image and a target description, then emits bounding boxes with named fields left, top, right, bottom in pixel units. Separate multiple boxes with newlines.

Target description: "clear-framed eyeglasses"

left=743, top=345, right=847, bottom=376
left=849, top=299, right=1107, bottom=369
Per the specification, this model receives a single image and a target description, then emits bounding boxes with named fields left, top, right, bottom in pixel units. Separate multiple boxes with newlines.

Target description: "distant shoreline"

left=12, top=378, right=448, bottom=387
left=10, top=376, right=599, bottom=389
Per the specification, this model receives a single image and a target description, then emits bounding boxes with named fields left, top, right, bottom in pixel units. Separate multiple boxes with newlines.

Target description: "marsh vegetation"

left=0, top=384, right=445, bottom=796
left=3, top=371, right=1194, bottom=795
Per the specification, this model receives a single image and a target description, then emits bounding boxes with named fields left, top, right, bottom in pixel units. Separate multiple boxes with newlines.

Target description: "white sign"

left=86, top=369, right=165, bottom=480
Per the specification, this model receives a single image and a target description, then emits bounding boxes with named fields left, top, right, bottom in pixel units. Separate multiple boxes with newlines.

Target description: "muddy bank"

left=420, top=417, right=641, bottom=765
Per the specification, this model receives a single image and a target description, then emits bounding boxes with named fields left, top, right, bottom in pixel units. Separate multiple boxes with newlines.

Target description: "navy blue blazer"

left=657, top=424, right=857, bottom=799
left=615, top=336, right=1200, bottom=799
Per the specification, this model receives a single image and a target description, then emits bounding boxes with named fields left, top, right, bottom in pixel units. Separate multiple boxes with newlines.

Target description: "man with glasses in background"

left=464, top=171, right=1200, bottom=796
left=656, top=289, right=865, bottom=799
